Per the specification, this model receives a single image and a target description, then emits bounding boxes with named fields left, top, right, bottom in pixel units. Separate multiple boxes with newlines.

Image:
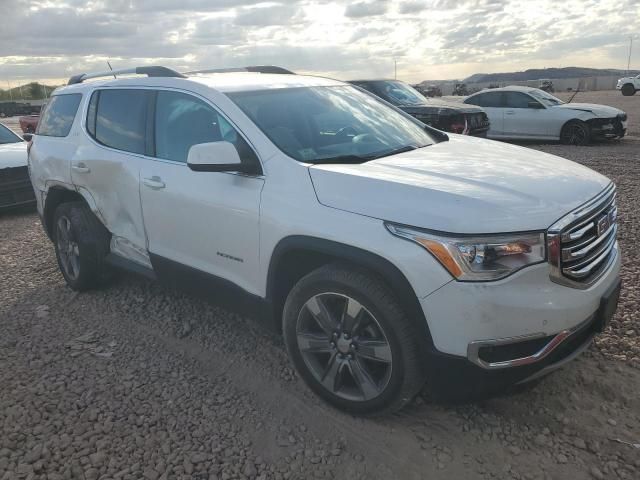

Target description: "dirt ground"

left=1, top=90, right=639, bottom=480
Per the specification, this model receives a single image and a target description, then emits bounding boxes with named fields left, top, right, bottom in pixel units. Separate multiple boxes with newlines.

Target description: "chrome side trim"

left=467, top=317, right=591, bottom=370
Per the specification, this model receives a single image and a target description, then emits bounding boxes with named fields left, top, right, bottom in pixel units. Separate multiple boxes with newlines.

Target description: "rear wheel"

left=560, top=120, right=590, bottom=146
left=283, top=264, right=425, bottom=415
left=621, top=84, right=636, bottom=96
left=53, top=201, right=112, bottom=291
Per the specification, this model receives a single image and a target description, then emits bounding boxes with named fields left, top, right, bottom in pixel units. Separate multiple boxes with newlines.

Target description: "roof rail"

left=67, top=66, right=186, bottom=85
left=183, top=65, right=294, bottom=75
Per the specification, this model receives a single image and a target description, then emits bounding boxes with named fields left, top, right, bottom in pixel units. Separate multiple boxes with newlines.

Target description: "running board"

left=106, top=253, right=157, bottom=280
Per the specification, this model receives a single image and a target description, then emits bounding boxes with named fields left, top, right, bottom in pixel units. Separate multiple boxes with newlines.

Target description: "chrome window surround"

left=547, top=183, right=618, bottom=289
left=467, top=316, right=593, bottom=370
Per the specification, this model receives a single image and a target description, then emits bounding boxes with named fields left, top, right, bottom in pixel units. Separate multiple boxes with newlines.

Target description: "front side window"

left=37, top=94, right=82, bottom=137
left=154, top=90, right=258, bottom=165
left=465, top=92, right=502, bottom=108
left=503, top=91, right=537, bottom=109
left=372, top=81, right=426, bottom=106
left=227, top=86, right=434, bottom=164
left=0, top=124, right=22, bottom=144
left=88, top=89, right=149, bottom=155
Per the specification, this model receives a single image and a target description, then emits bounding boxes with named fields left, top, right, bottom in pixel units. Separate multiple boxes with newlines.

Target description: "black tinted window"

left=37, top=94, right=82, bottom=137
left=503, top=91, right=534, bottom=109
left=0, top=124, right=21, bottom=144
left=466, top=92, right=502, bottom=108
left=93, top=89, right=149, bottom=155
left=154, top=90, right=258, bottom=165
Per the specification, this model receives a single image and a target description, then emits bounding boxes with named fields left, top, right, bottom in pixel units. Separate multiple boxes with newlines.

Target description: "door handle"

left=72, top=163, right=90, bottom=174
left=142, top=176, right=166, bottom=190
left=505, top=110, right=515, bottom=115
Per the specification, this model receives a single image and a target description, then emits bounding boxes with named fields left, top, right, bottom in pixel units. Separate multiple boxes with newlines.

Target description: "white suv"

left=28, top=66, right=621, bottom=414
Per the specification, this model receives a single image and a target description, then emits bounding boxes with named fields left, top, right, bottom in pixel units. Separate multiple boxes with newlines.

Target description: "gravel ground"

left=1, top=90, right=639, bottom=480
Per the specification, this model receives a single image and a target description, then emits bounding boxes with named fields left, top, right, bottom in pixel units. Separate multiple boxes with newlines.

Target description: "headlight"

left=386, top=224, right=546, bottom=281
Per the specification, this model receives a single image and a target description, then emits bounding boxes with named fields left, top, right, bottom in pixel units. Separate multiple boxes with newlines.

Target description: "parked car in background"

left=616, top=74, right=640, bottom=96
left=19, top=114, right=40, bottom=133
left=0, top=123, right=35, bottom=211
left=464, top=86, right=627, bottom=145
left=350, top=79, right=490, bottom=136
left=412, top=84, right=442, bottom=97
left=29, top=66, right=620, bottom=414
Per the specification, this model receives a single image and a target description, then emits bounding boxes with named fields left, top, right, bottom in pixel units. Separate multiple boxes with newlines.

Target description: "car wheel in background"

left=53, top=201, right=112, bottom=291
left=621, top=84, right=636, bottom=96
left=283, top=264, right=425, bottom=415
left=560, top=120, right=590, bottom=146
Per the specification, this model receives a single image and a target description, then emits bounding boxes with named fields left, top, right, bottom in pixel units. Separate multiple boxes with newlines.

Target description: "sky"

left=0, top=0, right=638, bottom=86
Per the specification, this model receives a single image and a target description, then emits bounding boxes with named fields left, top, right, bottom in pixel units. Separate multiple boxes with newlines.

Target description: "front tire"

left=282, top=264, right=425, bottom=415
left=560, top=120, right=590, bottom=146
left=53, top=201, right=112, bottom=291
left=621, top=84, right=636, bottom=96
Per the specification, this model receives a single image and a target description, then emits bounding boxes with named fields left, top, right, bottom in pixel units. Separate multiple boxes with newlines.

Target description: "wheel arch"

left=42, top=185, right=98, bottom=239
left=266, top=235, right=435, bottom=351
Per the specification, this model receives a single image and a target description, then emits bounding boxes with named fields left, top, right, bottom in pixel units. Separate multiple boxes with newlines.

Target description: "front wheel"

left=621, top=84, right=636, bottom=96
left=283, top=265, right=425, bottom=415
left=560, top=120, right=590, bottom=146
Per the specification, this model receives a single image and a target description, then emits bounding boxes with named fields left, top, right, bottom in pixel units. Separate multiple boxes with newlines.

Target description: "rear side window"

left=154, top=90, right=258, bottom=165
left=465, top=92, right=503, bottom=108
left=37, top=94, right=82, bottom=137
left=87, top=89, right=149, bottom=155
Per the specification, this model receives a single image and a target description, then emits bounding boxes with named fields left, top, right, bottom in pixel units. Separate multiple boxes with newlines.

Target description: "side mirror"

left=528, top=101, right=544, bottom=109
left=187, top=141, right=255, bottom=174
left=23, top=133, right=33, bottom=142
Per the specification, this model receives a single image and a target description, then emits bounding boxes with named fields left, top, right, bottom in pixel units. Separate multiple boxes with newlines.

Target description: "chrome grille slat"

left=548, top=183, right=618, bottom=288
left=562, top=223, right=617, bottom=261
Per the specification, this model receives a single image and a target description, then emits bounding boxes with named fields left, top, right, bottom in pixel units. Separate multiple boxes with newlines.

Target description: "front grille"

left=0, top=166, right=35, bottom=208
left=468, top=112, right=489, bottom=130
left=548, top=183, right=618, bottom=288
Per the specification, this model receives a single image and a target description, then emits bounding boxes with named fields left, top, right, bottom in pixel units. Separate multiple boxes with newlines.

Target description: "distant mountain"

left=465, top=67, right=640, bottom=83
left=0, top=82, right=60, bottom=102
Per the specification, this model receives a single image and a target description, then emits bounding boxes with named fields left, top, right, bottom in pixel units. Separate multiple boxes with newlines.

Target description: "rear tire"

left=621, top=84, right=636, bottom=96
left=282, top=264, right=425, bottom=415
left=560, top=120, right=590, bottom=146
left=53, top=201, right=112, bottom=291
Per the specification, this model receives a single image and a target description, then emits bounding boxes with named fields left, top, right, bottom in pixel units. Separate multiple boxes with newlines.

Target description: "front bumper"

left=0, top=166, right=36, bottom=210
left=420, top=245, right=621, bottom=360
left=589, top=116, right=627, bottom=139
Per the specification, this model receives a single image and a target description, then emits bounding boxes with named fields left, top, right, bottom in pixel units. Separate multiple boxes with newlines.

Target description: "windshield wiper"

left=363, top=144, right=421, bottom=161
left=310, top=145, right=426, bottom=165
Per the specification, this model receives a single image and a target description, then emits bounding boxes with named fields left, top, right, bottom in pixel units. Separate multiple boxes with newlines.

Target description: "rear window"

left=37, top=94, right=82, bottom=137
left=87, top=89, right=150, bottom=155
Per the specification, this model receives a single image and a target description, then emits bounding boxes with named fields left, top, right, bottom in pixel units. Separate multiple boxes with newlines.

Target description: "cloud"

left=345, top=1, right=389, bottom=18
left=0, top=0, right=638, bottom=85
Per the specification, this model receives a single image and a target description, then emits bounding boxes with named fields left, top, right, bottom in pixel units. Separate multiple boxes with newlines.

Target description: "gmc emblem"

left=597, top=213, right=611, bottom=237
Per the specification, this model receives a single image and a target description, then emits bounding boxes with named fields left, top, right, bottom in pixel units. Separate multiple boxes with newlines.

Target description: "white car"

left=29, top=67, right=621, bottom=414
left=0, top=123, right=35, bottom=211
left=616, top=74, right=640, bottom=96
left=464, top=86, right=627, bottom=145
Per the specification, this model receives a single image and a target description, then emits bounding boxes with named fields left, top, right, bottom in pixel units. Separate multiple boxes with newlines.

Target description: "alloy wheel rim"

left=56, top=216, right=80, bottom=280
left=563, top=125, right=587, bottom=145
left=296, top=293, right=392, bottom=402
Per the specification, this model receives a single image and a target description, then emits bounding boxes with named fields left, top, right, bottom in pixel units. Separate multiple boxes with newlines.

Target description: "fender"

left=266, top=235, right=436, bottom=351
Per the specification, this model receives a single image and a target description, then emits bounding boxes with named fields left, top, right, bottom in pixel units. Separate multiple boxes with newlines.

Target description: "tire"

left=282, top=264, right=425, bottom=415
left=560, top=120, right=590, bottom=146
left=621, top=84, right=636, bottom=96
left=53, top=201, right=112, bottom=291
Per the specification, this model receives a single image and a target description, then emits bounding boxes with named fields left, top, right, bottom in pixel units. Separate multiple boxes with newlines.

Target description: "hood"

left=554, top=103, right=624, bottom=117
left=309, top=135, right=610, bottom=234
left=400, top=99, right=484, bottom=116
left=0, top=142, right=28, bottom=169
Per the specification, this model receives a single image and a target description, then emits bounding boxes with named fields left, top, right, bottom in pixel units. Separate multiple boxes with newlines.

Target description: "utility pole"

left=628, top=36, right=633, bottom=74
left=6, top=81, right=12, bottom=101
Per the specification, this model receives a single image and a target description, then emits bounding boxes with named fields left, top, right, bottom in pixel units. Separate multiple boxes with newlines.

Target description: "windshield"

left=372, top=81, right=426, bottom=106
left=528, top=89, right=564, bottom=106
left=0, top=124, right=22, bottom=144
left=227, top=85, right=434, bottom=164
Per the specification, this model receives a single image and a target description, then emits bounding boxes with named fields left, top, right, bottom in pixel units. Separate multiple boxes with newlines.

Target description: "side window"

left=465, top=92, right=502, bottom=108
left=89, top=89, right=149, bottom=155
left=37, top=94, right=82, bottom=137
left=503, top=92, right=534, bottom=109
left=154, top=90, right=258, bottom=165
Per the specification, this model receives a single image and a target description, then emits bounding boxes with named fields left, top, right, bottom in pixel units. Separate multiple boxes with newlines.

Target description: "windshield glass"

left=528, top=89, right=564, bottom=106
left=0, top=124, right=22, bottom=144
left=372, top=81, right=426, bottom=106
left=227, top=85, right=434, bottom=164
